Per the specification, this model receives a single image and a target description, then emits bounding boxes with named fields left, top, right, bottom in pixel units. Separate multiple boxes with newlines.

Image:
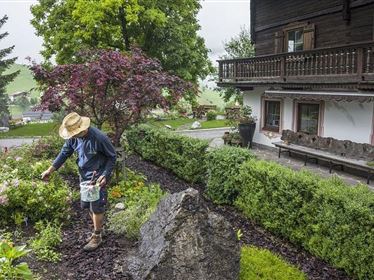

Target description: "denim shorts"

left=81, top=188, right=107, bottom=214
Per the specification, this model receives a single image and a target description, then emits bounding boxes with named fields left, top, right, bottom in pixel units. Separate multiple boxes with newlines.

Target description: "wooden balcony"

left=217, top=42, right=374, bottom=90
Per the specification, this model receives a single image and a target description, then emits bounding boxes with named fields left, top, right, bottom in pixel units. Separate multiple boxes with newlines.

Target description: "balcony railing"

left=218, top=42, right=374, bottom=87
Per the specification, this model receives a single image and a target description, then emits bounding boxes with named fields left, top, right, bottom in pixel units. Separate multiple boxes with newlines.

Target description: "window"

left=297, top=103, right=319, bottom=135
left=263, top=100, right=281, bottom=132
left=287, top=29, right=304, bottom=52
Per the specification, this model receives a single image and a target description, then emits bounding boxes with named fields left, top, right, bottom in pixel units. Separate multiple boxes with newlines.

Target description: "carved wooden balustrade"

left=218, top=42, right=374, bottom=89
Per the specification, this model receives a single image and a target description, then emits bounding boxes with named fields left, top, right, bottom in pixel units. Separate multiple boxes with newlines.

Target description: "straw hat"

left=59, top=112, right=90, bottom=139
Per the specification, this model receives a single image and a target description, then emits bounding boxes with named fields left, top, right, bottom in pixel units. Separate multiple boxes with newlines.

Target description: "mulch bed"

left=126, top=153, right=352, bottom=280
left=27, top=176, right=133, bottom=280
left=25, top=154, right=352, bottom=280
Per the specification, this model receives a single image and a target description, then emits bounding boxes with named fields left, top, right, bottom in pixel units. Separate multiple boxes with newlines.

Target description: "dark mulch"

left=27, top=176, right=133, bottom=280
left=126, top=153, right=352, bottom=280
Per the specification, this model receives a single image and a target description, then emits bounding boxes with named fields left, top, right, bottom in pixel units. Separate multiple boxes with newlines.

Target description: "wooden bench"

left=273, top=141, right=374, bottom=184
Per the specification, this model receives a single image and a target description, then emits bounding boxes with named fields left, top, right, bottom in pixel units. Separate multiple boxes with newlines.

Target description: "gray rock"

left=191, top=121, right=201, bottom=129
left=128, top=188, right=240, bottom=280
left=114, top=202, right=125, bottom=210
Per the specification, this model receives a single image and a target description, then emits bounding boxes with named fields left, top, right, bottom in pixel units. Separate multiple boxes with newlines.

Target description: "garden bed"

left=126, top=154, right=351, bottom=280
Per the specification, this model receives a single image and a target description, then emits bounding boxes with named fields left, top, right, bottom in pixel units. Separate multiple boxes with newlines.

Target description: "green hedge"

left=127, top=126, right=374, bottom=279
left=126, top=125, right=209, bottom=183
left=206, top=146, right=254, bottom=204
left=234, top=159, right=374, bottom=280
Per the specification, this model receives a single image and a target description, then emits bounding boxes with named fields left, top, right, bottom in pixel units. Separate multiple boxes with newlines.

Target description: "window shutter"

left=274, top=31, right=284, bottom=54
left=303, top=24, right=315, bottom=50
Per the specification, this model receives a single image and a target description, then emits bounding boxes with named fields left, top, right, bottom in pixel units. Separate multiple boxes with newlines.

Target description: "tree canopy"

left=31, top=0, right=213, bottom=83
left=218, top=26, right=255, bottom=103
left=0, top=15, right=19, bottom=126
left=31, top=48, right=197, bottom=146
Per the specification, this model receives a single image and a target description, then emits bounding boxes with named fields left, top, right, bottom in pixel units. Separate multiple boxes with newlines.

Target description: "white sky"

left=0, top=0, right=250, bottom=65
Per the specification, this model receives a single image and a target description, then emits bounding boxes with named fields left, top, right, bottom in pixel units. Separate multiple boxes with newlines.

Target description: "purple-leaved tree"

left=31, top=49, right=196, bottom=146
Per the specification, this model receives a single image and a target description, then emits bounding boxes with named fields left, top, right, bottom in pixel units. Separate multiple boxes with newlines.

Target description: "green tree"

left=14, top=96, right=31, bottom=111
left=30, top=0, right=213, bottom=83
left=218, top=26, right=255, bottom=104
left=221, top=26, right=255, bottom=59
left=0, top=15, right=19, bottom=126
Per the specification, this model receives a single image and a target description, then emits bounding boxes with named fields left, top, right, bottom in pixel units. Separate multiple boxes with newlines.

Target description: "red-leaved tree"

left=30, top=49, right=196, bottom=146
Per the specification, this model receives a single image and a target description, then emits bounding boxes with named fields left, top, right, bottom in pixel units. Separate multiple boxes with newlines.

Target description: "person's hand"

left=97, top=175, right=106, bottom=188
left=41, top=166, right=55, bottom=181
left=41, top=170, right=52, bottom=181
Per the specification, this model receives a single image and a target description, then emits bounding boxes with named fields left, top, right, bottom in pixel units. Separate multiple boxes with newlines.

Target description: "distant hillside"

left=5, top=64, right=40, bottom=99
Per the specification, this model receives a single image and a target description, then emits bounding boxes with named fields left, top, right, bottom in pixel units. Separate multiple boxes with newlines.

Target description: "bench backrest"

left=281, top=130, right=374, bottom=160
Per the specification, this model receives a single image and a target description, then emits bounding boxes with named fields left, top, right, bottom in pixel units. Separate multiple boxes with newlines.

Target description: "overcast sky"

left=0, top=0, right=250, bottom=65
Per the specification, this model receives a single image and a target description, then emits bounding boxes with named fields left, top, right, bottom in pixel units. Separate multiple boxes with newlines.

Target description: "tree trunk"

left=119, top=6, right=130, bottom=51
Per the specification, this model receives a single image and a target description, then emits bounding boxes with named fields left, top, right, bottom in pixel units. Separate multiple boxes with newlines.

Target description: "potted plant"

left=237, top=105, right=257, bottom=149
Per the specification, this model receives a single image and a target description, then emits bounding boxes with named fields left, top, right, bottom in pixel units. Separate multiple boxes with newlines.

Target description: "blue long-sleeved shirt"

left=52, top=127, right=117, bottom=182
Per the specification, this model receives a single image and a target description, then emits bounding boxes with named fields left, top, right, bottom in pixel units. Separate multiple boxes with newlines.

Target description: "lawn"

left=0, top=122, right=58, bottom=138
left=200, top=119, right=230, bottom=129
left=148, top=118, right=196, bottom=129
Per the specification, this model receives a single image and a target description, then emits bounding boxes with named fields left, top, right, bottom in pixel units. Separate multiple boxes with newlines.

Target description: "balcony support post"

left=357, top=47, right=363, bottom=78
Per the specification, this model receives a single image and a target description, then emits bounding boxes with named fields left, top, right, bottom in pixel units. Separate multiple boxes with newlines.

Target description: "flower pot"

left=238, top=122, right=256, bottom=149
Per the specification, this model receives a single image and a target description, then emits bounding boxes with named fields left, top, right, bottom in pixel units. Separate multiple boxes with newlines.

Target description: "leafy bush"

left=240, top=246, right=306, bottom=280
left=0, top=177, right=71, bottom=226
left=108, top=182, right=166, bottom=240
left=30, top=221, right=62, bottom=262
left=206, top=110, right=217, bottom=121
left=126, top=125, right=209, bottom=183
left=234, top=159, right=374, bottom=279
left=0, top=237, right=33, bottom=280
left=205, top=146, right=254, bottom=204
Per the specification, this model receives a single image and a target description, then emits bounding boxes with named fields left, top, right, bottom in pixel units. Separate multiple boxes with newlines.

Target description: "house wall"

left=243, top=88, right=374, bottom=146
left=254, top=0, right=374, bottom=56
left=323, top=101, right=373, bottom=143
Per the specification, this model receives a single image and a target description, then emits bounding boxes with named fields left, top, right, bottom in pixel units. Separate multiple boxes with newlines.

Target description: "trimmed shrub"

left=235, top=159, right=374, bottom=279
left=240, top=246, right=306, bottom=280
left=206, top=110, right=217, bottom=121
left=126, top=125, right=209, bottom=183
left=205, top=146, right=254, bottom=204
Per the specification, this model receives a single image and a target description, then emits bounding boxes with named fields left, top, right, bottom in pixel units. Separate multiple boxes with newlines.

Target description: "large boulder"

left=128, top=188, right=240, bottom=280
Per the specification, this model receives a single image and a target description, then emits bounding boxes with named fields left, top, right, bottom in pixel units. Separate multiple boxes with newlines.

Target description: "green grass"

left=5, top=64, right=40, bottom=99
left=148, top=118, right=196, bottom=129
left=199, top=119, right=230, bottom=129
left=148, top=118, right=230, bottom=130
left=240, top=246, right=306, bottom=280
left=0, top=123, right=58, bottom=138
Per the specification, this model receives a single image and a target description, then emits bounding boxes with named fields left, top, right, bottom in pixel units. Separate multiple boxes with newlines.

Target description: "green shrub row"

left=234, top=159, right=374, bottom=280
left=127, top=128, right=374, bottom=279
left=126, top=125, right=209, bottom=183
left=206, top=146, right=254, bottom=204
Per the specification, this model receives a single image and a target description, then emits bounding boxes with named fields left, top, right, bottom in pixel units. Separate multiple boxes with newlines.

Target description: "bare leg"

left=92, top=213, right=104, bottom=232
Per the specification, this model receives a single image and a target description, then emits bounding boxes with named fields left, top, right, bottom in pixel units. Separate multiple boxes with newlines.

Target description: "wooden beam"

left=342, top=0, right=351, bottom=21
left=255, top=0, right=374, bottom=33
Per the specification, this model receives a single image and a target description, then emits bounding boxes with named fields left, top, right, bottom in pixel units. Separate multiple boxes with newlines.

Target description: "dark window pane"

left=287, top=29, right=304, bottom=52
left=264, top=101, right=281, bottom=131
left=298, top=103, right=319, bottom=134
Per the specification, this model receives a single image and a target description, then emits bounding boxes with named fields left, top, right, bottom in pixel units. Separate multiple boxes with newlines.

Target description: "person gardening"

left=41, top=112, right=116, bottom=251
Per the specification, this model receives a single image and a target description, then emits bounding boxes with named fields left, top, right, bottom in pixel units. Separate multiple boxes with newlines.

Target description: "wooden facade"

left=218, top=0, right=374, bottom=90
